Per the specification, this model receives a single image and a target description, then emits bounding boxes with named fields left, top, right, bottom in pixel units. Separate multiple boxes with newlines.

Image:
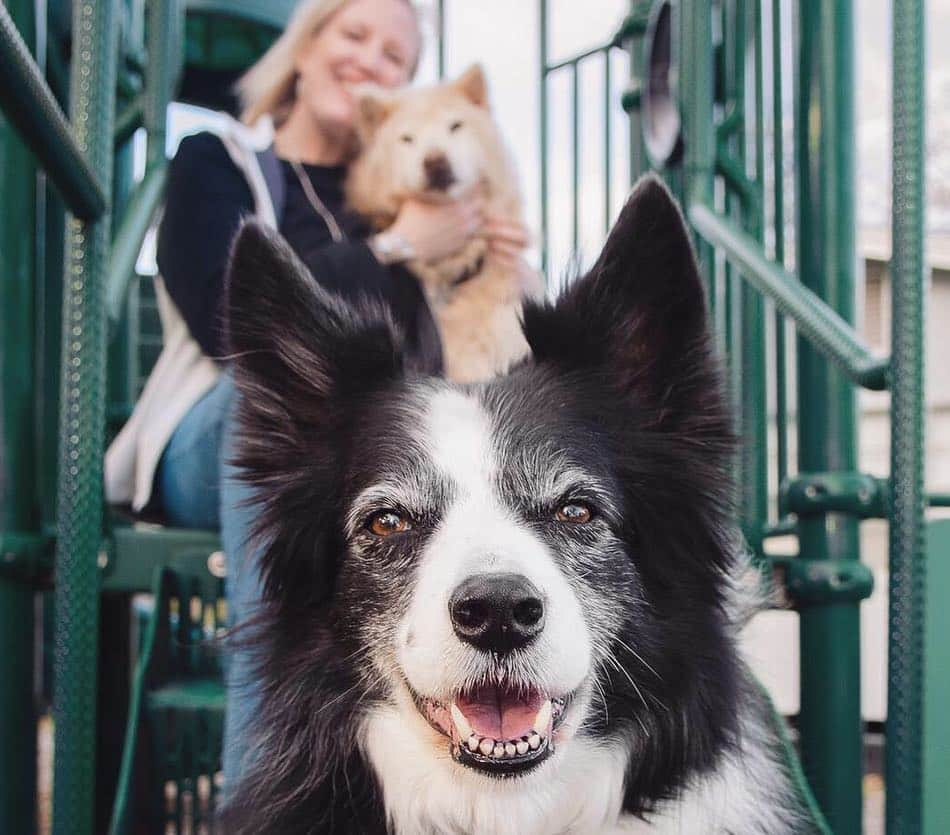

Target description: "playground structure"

left=0, top=0, right=946, bottom=833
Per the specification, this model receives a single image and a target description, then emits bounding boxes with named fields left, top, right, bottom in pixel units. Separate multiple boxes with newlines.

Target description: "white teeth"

left=532, top=700, right=553, bottom=734
left=450, top=703, right=473, bottom=740
left=462, top=730, right=546, bottom=759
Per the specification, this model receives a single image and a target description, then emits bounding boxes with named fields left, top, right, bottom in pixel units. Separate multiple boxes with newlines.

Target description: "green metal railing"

left=540, top=0, right=929, bottom=832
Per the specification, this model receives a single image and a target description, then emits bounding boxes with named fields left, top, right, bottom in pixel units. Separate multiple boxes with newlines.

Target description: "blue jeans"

left=157, top=370, right=262, bottom=793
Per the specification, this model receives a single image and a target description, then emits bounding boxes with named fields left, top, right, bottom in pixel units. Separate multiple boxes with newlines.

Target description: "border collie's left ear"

left=225, top=222, right=404, bottom=605
left=523, top=175, right=721, bottom=427
left=226, top=221, right=403, bottom=404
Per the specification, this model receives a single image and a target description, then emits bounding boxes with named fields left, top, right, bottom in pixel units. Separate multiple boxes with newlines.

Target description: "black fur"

left=219, top=177, right=767, bottom=833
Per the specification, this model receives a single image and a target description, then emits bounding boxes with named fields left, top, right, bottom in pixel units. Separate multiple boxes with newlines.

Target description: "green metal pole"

left=539, top=0, right=549, bottom=278
left=0, top=0, right=39, bottom=829
left=52, top=1, right=119, bottom=833
left=886, top=0, right=926, bottom=830
left=795, top=0, right=863, bottom=831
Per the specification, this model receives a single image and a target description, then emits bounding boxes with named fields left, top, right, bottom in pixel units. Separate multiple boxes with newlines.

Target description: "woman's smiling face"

left=294, top=0, right=420, bottom=136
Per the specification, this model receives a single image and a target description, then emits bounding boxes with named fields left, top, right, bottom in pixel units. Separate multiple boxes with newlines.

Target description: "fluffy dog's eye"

left=367, top=510, right=412, bottom=536
left=556, top=503, right=592, bottom=524
left=400, top=134, right=414, bottom=144
left=449, top=120, right=463, bottom=132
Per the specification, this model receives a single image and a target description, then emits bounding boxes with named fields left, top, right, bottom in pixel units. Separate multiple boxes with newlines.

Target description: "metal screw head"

left=208, top=550, right=227, bottom=578
left=97, top=550, right=109, bottom=569
left=804, top=484, right=819, bottom=500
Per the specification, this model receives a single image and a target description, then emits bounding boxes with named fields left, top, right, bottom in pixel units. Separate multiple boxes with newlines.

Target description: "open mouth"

left=413, top=685, right=570, bottom=776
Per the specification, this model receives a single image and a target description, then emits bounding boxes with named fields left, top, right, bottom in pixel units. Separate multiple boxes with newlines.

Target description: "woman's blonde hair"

left=237, top=0, right=421, bottom=126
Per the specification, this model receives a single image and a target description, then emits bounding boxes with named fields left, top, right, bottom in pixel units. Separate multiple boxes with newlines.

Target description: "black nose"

left=449, top=573, right=545, bottom=654
left=424, top=152, right=456, bottom=191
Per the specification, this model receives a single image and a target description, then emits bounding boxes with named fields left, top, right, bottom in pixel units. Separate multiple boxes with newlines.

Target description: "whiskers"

left=587, top=635, right=670, bottom=738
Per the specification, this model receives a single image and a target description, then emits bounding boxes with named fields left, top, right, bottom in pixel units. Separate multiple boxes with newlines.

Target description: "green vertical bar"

left=571, top=62, right=580, bottom=254
left=604, top=49, right=612, bottom=233
left=740, top=0, right=767, bottom=556
left=539, top=0, right=549, bottom=277
left=887, top=0, right=926, bottom=830
left=795, top=0, right=863, bottom=831
left=771, top=0, right=788, bottom=492
left=680, top=0, right=714, bottom=301
left=52, top=1, right=118, bottom=833
left=0, top=0, right=39, bottom=829
left=436, top=0, right=445, bottom=79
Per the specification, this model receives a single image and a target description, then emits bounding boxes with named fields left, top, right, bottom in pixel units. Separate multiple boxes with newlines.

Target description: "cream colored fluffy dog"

left=347, top=65, right=542, bottom=383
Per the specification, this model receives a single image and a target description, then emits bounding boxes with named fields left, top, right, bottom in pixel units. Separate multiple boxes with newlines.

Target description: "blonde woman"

left=105, top=0, right=529, bottom=788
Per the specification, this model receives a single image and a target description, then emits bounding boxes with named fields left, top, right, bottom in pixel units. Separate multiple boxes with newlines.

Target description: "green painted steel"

left=0, top=3, right=40, bottom=830
left=0, top=2, right=106, bottom=220
left=688, top=206, right=888, bottom=390
left=794, top=0, right=864, bottom=829
left=538, top=0, right=548, bottom=277
left=924, top=520, right=950, bottom=834
left=887, top=0, right=927, bottom=829
left=52, top=2, right=120, bottom=834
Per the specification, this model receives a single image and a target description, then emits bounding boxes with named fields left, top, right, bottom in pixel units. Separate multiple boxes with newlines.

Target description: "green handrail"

left=688, top=203, right=889, bottom=391
left=0, top=3, right=106, bottom=220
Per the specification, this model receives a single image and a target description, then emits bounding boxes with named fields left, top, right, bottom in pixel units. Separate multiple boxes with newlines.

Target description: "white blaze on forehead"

left=398, top=385, right=592, bottom=700
left=423, top=387, right=496, bottom=502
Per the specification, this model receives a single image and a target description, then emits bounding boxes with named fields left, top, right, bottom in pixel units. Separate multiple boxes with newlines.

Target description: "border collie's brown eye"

left=556, top=503, right=592, bottom=524
left=368, top=511, right=412, bottom=536
left=400, top=134, right=414, bottom=144
left=449, top=120, right=463, bottom=132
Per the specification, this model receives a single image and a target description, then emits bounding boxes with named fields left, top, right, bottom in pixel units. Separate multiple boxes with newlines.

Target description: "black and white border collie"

left=220, top=177, right=815, bottom=834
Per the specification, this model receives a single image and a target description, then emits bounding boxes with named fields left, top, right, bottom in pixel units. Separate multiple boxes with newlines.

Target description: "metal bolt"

left=208, top=551, right=227, bottom=578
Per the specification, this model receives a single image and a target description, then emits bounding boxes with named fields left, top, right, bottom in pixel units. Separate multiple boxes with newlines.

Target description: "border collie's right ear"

left=523, top=176, right=725, bottom=433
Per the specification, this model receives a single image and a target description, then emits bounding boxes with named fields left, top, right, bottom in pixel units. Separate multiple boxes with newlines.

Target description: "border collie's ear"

left=453, top=64, right=489, bottom=109
left=225, top=222, right=404, bottom=605
left=523, top=175, right=720, bottom=427
left=226, top=221, right=403, bottom=404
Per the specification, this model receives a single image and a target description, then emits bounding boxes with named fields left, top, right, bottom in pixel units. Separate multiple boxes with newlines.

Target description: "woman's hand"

left=388, top=195, right=485, bottom=262
left=484, top=215, right=531, bottom=270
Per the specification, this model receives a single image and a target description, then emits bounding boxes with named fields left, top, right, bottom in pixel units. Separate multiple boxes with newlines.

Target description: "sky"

left=160, top=0, right=950, bottom=279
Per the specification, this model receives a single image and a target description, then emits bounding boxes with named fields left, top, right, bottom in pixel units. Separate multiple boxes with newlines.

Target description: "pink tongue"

left=456, top=687, right=545, bottom=740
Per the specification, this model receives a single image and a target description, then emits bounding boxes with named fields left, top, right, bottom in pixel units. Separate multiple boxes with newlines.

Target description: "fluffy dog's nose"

left=423, top=152, right=456, bottom=191
left=449, top=573, right=545, bottom=653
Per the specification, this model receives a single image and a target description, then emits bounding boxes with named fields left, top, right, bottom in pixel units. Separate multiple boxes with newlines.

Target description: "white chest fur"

left=362, top=703, right=629, bottom=835
left=361, top=701, right=799, bottom=835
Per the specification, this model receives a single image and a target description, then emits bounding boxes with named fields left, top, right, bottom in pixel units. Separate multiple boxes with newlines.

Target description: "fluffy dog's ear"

left=225, top=222, right=404, bottom=605
left=354, top=85, right=399, bottom=142
left=523, top=175, right=723, bottom=429
left=453, top=64, right=489, bottom=109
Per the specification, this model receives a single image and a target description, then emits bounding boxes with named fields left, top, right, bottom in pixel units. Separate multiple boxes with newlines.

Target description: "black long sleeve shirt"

left=156, top=131, right=442, bottom=372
